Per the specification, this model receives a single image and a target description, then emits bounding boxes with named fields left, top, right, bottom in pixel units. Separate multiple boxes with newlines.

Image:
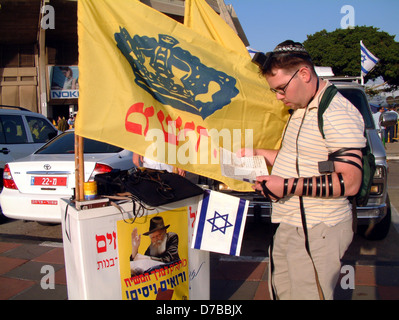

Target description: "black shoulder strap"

left=318, top=85, right=338, bottom=139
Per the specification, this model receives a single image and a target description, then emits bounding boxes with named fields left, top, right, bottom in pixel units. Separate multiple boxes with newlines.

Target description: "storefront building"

left=0, top=0, right=248, bottom=123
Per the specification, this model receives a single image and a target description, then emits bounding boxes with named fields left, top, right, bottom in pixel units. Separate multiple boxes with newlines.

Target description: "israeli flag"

left=361, top=40, right=379, bottom=77
left=246, top=46, right=260, bottom=58
left=192, top=190, right=249, bottom=256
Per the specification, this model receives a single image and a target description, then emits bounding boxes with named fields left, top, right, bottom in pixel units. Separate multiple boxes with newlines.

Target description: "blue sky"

left=227, top=0, right=399, bottom=53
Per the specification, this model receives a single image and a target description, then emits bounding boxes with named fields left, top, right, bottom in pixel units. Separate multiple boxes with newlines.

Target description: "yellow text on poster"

left=117, top=207, right=189, bottom=300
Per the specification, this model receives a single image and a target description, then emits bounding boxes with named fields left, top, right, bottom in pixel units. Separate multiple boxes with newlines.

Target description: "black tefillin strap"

left=261, top=173, right=344, bottom=201
left=260, top=180, right=281, bottom=203
left=279, top=174, right=344, bottom=198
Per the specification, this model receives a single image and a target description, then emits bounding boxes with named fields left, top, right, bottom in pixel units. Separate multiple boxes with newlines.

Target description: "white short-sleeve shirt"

left=271, top=81, right=366, bottom=228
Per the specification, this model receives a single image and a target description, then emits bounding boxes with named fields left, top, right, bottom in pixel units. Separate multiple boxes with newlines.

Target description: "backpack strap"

left=318, top=85, right=338, bottom=139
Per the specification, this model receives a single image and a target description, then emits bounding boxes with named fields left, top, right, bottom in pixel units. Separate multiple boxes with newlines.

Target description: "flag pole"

left=360, top=40, right=379, bottom=87
left=360, top=41, right=364, bottom=85
left=79, top=135, right=84, bottom=200
left=74, top=133, right=85, bottom=202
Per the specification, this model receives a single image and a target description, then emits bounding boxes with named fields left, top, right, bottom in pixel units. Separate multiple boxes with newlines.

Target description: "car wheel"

left=359, top=195, right=391, bottom=241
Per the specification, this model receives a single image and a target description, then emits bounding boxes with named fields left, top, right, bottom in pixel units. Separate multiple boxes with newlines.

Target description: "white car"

left=0, top=130, right=134, bottom=223
left=0, top=105, right=59, bottom=183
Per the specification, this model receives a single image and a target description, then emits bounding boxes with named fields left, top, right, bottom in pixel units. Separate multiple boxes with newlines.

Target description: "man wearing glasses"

left=246, top=41, right=365, bottom=299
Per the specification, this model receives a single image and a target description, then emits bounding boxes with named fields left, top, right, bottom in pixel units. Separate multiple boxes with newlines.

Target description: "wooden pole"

left=78, top=135, right=84, bottom=200
left=74, top=133, right=84, bottom=202
left=74, top=133, right=79, bottom=201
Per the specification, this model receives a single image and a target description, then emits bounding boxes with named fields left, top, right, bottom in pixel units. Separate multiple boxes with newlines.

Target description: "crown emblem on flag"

left=114, top=27, right=239, bottom=119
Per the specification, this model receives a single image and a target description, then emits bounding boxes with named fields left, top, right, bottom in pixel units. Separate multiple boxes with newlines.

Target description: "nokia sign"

left=50, top=90, right=79, bottom=99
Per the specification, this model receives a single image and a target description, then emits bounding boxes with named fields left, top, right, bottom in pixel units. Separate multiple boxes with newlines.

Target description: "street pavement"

left=1, top=142, right=399, bottom=300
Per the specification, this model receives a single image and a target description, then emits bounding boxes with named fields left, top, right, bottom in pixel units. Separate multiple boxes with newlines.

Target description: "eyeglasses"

left=270, top=69, right=299, bottom=95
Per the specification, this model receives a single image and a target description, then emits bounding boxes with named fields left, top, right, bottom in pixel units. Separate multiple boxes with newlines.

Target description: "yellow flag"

left=184, top=0, right=248, bottom=57
left=76, top=0, right=289, bottom=191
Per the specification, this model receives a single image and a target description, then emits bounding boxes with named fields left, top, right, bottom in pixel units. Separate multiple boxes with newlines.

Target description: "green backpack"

left=317, top=85, right=376, bottom=207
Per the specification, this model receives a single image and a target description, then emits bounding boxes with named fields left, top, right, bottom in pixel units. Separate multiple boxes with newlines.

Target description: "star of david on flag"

left=360, top=40, right=379, bottom=77
left=207, top=211, right=233, bottom=234
left=192, top=190, right=249, bottom=256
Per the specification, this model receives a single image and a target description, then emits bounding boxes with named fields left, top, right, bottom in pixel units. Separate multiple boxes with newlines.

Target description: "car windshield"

left=337, top=88, right=374, bottom=129
left=35, top=131, right=123, bottom=154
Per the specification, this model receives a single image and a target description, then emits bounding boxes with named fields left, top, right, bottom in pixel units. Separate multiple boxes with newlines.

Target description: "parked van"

left=332, top=79, right=396, bottom=240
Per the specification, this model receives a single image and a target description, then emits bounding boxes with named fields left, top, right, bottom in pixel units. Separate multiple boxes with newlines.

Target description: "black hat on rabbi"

left=143, top=216, right=170, bottom=236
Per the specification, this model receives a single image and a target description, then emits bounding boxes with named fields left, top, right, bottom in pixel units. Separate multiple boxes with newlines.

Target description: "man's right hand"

left=131, top=227, right=141, bottom=259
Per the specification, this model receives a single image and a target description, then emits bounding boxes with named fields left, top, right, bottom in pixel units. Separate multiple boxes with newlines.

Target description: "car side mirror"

left=380, top=112, right=398, bottom=128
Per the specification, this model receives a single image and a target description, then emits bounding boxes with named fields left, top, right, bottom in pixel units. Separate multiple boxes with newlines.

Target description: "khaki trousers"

left=269, top=218, right=353, bottom=300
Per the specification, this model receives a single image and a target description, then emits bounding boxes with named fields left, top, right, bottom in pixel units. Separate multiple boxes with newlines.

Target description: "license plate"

left=31, top=176, right=67, bottom=186
left=31, top=200, right=58, bottom=205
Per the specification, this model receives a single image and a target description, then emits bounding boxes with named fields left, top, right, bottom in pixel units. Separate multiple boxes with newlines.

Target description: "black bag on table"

left=95, top=168, right=204, bottom=207
left=124, top=168, right=204, bottom=206
left=94, top=169, right=129, bottom=195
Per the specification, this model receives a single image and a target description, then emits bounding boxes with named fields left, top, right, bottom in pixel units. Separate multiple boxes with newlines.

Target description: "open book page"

left=130, top=253, right=165, bottom=274
left=220, top=148, right=269, bottom=183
